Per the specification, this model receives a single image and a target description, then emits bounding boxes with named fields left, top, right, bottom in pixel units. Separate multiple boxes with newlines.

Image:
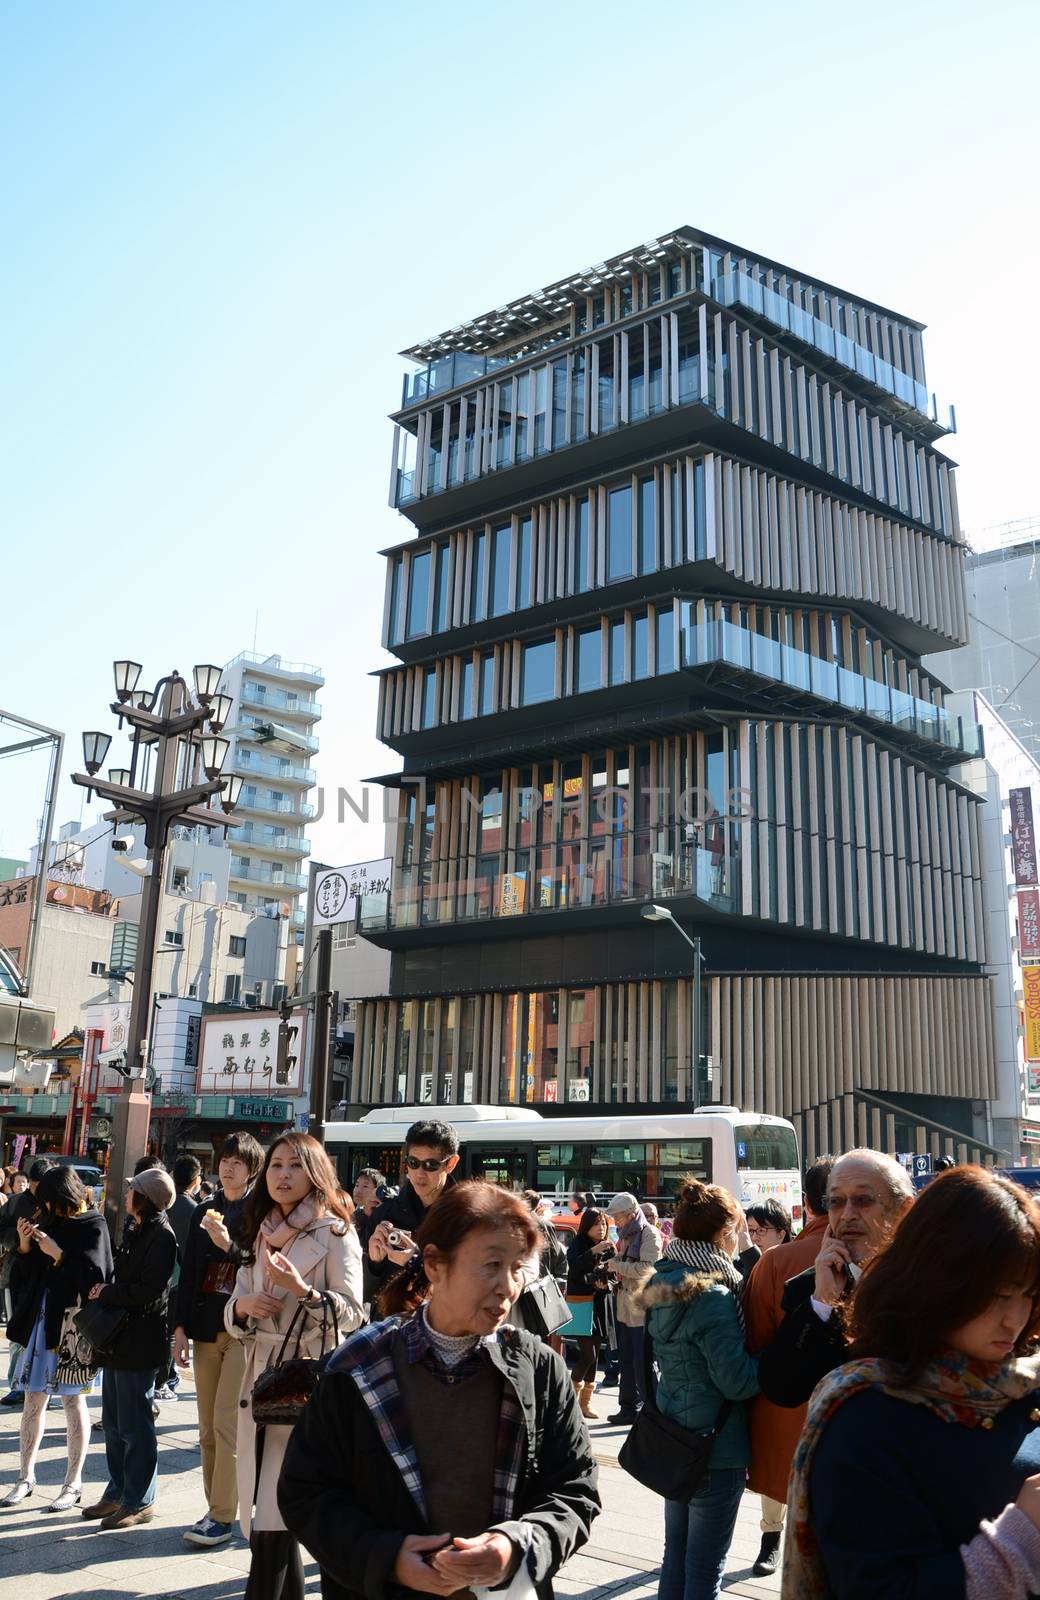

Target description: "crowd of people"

left=3, top=1128, right=1040, bottom=1600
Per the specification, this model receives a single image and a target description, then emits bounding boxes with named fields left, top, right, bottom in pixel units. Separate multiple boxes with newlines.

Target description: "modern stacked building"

left=355, top=227, right=999, bottom=1162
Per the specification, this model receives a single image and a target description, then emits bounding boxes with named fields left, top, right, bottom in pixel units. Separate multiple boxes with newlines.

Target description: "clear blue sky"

left=2, top=0, right=1038, bottom=868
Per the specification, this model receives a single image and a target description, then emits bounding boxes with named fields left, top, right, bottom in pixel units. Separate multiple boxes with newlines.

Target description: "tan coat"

left=743, top=1211, right=829, bottom=1503
left=610, top=1224, right=662, bottom=1326
left=225, top=1215, right=365, bottom=1536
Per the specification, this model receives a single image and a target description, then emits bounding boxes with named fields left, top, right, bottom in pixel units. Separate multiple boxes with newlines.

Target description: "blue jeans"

left=617, top=1322, right=646, bottom=1414
left=102, top=1367, right=158, bottom=1511
left=660, top=1467, right=746, bottom=1600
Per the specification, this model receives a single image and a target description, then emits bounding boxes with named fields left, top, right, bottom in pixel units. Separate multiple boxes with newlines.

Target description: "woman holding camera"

left=1, top=1167, right=113, bottom=1511
left=566, top=1207, right=615, bottom=1419
left=226, top=1132, right=364, bottom=1600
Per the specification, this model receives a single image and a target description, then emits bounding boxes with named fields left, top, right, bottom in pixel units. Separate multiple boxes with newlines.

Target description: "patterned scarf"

left=617, top=1207, right=648, bottom=1260
left=782, top=1350, right=1040, bottom=1599
left=663, top=1237, right=747, bottom=1333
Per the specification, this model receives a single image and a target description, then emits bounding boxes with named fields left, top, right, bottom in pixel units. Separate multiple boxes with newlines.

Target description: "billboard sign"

left=1025, top=966, right=1040, bottom=1064
left=197, top=1009, right=308, bottom=1096
left=1019, top=889, right=1040, bottom=961
left=313, top=858, right=393, bottom=927
left=1011, top=787, right=1038, bottom=887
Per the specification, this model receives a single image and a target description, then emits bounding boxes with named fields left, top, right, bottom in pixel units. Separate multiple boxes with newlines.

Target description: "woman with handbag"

left=637, top=1179, right=760, bottom=1600
left=226, top=1131, right=364, bottom=1600
left=566, top=1207, right=615, bottom=1420
left=278, top=1179, right=601, bottom=1600
left=0, top=1166, right=112, bottom=1511
left=79, top=1166, right=178, bottom=1530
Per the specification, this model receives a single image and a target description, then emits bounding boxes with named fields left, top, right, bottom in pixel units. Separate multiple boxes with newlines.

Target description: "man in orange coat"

left=743, top=1157, right=834, bottom=1577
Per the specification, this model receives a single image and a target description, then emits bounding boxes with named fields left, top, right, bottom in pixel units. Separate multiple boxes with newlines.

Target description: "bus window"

left=467, top=1146, right=529, bottom=1188
left=533, top=1140, right=711, bottom=1200
left=649, top=1141, right=711, bottom=1195
left=734, top=1125, right=800, bottom=1172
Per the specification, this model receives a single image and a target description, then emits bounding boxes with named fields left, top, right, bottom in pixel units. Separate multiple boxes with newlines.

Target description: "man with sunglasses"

left=366, top=1120, right=460, bottom=1293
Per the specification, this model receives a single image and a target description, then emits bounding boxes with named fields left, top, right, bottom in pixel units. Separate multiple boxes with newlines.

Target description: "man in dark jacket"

left=172, top=1129, right=262, bottom=1548
left=279, top=1319, right=600, bottom=1600
left=365, top=1120, right=459, bottom=1299
left=156, top=1155, right=201, bottom=1400
left=757, top=1149, right=914, bottom=1408
left=0, top=1157, right=54, bottom=1408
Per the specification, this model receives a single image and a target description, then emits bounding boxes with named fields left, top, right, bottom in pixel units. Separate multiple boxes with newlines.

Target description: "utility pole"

left=73, top=662, right=241, bottom=1240
left=276, top=925, right=335, bottom=1146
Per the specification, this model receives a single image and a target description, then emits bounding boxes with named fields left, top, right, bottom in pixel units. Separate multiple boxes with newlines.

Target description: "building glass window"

left=388, top=558, right=403, bottom=645
left=517, top=516, right=533, bottom=609
left=480, top=653, right=495, bottom=717
left=610, top=620, right=626, bottom=685
left=521, top=640, right=556, bottom=706
left=433, top=545, right=451, bottom=632
left=421, top=670, right=437, bottom=729
left=460, top=659, right=474, bottom=719
left=608, top=485, right=633, bottom=581
left=576, top=627, right=601, bottom=694
left=656, top=607, right=675, bottom=673
left=638, top=476, right=656, bottom=573
left=490, top=524, right=511, bottom=617
left=407, top=550, right=430, bottom=639
left=633, top=614, right=650, bottom=680
left=552, top=359, right=567, bottom=448
left=496, top=378, right=513, bottom=467
left=471, top=532, right=487, bottom=622
left=575, top=497, right=590, bottom=593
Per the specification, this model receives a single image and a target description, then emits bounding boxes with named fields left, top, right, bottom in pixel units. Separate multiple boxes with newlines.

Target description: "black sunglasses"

left=405, top=1154, right=451, bottom=1173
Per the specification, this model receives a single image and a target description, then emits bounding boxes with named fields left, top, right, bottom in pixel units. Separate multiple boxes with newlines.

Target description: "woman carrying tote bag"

left=226, top=1132, right=364, bottom=1600
left=638, top=1179, right=760, bottom=1600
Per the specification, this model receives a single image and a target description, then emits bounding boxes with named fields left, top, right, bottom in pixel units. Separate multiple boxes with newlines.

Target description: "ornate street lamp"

left=112, top=661, right=142, bottom=703
left=107, top=767, right=132, bottom=787
left=219, top=773, right=244, bottom=811
left=192, top=663, right=223, bottom=704
left=207, top=693, right=234, bottom=733
left=199, top=734, right=230, bottom=779
left=82, top=731, right=112, bottom=776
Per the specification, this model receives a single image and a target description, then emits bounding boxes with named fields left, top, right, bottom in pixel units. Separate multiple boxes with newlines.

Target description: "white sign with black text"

left=313, top=858, right=393, bottom=927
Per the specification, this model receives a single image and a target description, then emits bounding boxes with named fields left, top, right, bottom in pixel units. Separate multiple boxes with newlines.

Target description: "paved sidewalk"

left=0, top=1342, right=781, bottom=1599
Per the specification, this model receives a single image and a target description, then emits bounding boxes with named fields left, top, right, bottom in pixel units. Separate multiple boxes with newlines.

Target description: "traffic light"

left=276, top=1004, right=299, bottom=1086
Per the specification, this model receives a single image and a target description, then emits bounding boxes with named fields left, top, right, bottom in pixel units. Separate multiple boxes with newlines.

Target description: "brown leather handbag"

left=250, top=1295, right=340, bottom=1426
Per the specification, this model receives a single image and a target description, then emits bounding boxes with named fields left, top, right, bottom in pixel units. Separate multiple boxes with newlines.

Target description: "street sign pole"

left=308, top=927, right=334, bottom=1148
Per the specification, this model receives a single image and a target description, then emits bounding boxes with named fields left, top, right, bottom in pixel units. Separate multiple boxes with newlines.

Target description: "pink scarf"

left=258, top=1194, right=322, bottom=1288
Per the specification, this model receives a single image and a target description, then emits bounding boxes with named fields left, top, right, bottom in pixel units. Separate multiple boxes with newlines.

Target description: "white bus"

left=325, top=1105, right=803, bottom=1223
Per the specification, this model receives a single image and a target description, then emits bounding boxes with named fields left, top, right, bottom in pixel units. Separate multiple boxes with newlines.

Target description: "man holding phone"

left=756, top=1149, right=914, bottom=1410
left=365, top=1120, right=460, bottom=1296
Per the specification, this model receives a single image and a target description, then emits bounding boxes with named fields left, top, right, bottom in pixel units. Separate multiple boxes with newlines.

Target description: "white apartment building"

left=217, top=651, right=323, bottom=972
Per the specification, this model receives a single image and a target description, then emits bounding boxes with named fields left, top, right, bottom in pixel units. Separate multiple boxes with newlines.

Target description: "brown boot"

left=579, top=1382, right=600, bottom=1419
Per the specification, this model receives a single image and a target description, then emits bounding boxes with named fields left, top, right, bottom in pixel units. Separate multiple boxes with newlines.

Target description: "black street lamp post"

left=73, top=664, right=239, bottom=1238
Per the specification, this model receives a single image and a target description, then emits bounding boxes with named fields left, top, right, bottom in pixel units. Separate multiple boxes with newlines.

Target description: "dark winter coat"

left=0, top=1188, right=38, bottom=1252
left=7, top=1207, right=113, bottom=1349
left=566, top=1235, right=611, bottom=1341
left=278, top=1321, right=600, bottom=1600
left=95, top=1212, right=177, bottom=1371
left=173, top=1186, right=251, bottom=1342
left=755, top=1264, right=849, bottom=1408
left=638, top=1259, right=760, bottom=1470
left=810, top=1383, right=1040, bottom=1597
left=364, top=1175, right=456, bottom=1293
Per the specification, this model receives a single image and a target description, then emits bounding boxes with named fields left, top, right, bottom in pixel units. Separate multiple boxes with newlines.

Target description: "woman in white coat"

left=226, top=1131, right=364, bottom=1600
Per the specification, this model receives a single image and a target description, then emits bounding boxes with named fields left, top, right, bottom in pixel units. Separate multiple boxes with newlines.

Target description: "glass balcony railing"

left=228, top=861, right=308, bottom=890
left=229, top=826, right=311, bottom=856
left=224, top=650, right=323, bottom=681
left=231, top=751, right=315, bottom=785
left=235, top=794, right=315, bottom=818
left=358, top=833, right=737, bottom=937
left=712, top=271, right=955, bottom=432
left=683, top=620, right=983, bottom=758
left=240, top=685, right=322, bottom=719
left=402, top=329, right=574, bottom=409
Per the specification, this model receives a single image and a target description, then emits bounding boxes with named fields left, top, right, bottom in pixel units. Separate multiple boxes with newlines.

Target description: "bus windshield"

left=734, top=1123, right=800, bottom=1171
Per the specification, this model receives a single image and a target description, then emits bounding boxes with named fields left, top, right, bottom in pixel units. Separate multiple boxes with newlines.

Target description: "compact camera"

left=387, top=1229, right=408, bottom=1249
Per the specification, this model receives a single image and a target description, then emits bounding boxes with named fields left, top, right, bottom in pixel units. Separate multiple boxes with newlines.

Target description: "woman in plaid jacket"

left=279, top=1181, right=601, bottom=1600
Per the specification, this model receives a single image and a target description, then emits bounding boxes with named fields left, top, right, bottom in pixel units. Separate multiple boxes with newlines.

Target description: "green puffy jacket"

left=638, top=1258, right=760, bottom=1470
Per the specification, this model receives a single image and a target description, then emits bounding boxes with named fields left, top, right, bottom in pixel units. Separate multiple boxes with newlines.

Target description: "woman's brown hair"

left=672, top=1178, right=742, bottom=1243
left=241, top=1132, right=354, bottom=1261
left=849, top=1165, right=1040, bottom=1374
left=379, top=1180, right=541, bottom=1317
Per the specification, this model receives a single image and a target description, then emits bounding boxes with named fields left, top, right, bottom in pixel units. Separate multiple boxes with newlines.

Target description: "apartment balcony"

left=238, top=723, right=320, bottom=755
left=225, top=650, right=325, bottom=687
left=359, top=834, right=736, bottom=946
left=231, top=751, right=316, bottom=786
left=234, top=793, right=315, bottom=820
left=229, top=860, right=308, bottom=891
left=228, top=825, right=311, bottom=858
left=240, top=683, right=322, bottom=722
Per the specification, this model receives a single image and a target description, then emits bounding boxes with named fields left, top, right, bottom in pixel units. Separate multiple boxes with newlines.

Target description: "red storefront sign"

left=1011, top=787, right=1038, bottom=887
left=1020, top=889, right=1040, bottom=961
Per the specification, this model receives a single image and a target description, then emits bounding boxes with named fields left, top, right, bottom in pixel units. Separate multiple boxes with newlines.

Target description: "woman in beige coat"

left=226, top=1131, right=364, bottom=1600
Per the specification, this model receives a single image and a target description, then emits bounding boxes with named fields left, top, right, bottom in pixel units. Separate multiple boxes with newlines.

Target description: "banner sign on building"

left=1020, top=889, right=1040, bottom=961
left=196, top=1010, right=307, bottom=1096
left=1011, top=788, right=1038, bottom=887
left=1025, top=966, right=1040, bottom=1063
left=314, top=858, right=393, bottom=927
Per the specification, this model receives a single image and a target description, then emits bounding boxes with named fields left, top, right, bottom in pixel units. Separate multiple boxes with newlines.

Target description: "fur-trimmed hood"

left=633, top=1259, right=730, bottom=1315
